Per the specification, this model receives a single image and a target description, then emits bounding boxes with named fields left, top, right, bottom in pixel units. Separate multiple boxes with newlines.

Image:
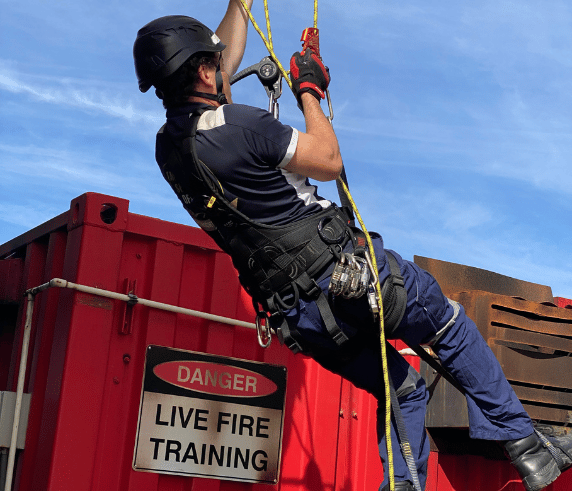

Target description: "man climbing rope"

left=133, top=2, right=572, bottom=490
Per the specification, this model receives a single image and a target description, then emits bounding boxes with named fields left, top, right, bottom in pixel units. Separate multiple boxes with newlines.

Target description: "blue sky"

left=1, top=0, right=571, bottom=298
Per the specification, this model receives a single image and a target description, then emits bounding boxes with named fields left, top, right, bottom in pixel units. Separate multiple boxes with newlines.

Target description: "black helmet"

left=134, top=15, right=226, bottom=93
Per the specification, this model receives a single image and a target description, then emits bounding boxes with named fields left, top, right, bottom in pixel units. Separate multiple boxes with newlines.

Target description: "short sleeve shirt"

left=159, top=102, right=331, bottom=225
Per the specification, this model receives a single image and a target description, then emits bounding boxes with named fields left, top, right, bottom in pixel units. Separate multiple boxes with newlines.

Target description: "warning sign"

left=133, top=346, right=287, bottom=484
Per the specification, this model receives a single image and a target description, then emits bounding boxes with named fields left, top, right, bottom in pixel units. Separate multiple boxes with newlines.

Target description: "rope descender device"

left=300, top=27, right=334, bottom=123
left=230, top=56, right=282, bottom=119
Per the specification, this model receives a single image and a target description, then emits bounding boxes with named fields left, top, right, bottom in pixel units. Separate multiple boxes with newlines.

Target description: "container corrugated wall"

left=0, top=193, right=382, bottom=491
left=1, top=192, right=571, bottom=491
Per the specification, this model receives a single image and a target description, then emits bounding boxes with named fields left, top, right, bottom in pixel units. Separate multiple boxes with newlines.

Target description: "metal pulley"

left=230, top=56, right=282, bottom=119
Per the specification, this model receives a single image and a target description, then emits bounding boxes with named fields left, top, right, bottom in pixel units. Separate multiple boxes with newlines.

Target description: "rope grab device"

left=229, top=2, right=420, bottom=489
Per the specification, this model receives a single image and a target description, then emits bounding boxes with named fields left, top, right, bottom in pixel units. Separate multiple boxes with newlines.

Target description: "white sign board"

left=133, top=346, right=287, bottom=484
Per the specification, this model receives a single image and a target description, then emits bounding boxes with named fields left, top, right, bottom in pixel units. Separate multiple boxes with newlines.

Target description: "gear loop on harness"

left=274, top=282, right=300, bottom=311
left=317, top=214, right=348, bottom=245
left=329, top=243, right=343, bottom=262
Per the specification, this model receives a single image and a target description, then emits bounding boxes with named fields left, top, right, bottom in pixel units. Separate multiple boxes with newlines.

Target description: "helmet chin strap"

left=188, top=62, right=228, bottom=105
left=214, top=67, right=228, bottom=105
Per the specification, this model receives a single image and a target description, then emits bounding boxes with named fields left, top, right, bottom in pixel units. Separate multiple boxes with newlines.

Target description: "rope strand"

left=237, top=2, right=396, bottom=488
left=237, top=0, right=292, bottom=88
left=264, top=0, right=273, bottom=51
left=336, top=178, right=395, bottom=491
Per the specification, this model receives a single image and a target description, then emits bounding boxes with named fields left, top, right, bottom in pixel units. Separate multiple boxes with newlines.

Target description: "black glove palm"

left=290, top=49, right=330, bottom=105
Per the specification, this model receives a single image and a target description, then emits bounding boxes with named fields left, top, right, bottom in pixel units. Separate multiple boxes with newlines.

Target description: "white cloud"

left=0, top=141, right=174, bottom=206
left=0, top=62, right=162, bottom=126
left=0, top=202, right=61, bottom=231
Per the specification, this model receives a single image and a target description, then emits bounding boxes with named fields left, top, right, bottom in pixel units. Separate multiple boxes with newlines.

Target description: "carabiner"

left=326, top=89, right=334, bottom=123
left=256, top=312, right=272, bottom=348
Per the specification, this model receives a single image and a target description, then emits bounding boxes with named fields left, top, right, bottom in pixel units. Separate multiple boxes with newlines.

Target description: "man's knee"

left=395, top=364, right=424, bottom=399
left=427, top=298, right=461, bottom=345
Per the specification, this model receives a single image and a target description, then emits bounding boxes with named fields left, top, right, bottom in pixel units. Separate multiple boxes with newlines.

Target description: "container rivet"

left=113, top=377, right=120, bottom=385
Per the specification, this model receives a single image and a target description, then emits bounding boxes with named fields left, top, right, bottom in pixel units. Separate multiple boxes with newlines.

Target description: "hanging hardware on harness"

left=230, top=56, right=282, bottom=118
left=328, top=252, right=370, bottom=299
left=255, top=309, right=272, bottom=348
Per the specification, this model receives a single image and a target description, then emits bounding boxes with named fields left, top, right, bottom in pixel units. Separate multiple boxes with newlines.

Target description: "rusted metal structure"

left=415, top=256, right=572, bottom=468
left=0, top=192, right=571, bottom=490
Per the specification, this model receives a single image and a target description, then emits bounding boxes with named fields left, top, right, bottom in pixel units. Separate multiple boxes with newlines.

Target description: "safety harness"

left=156, top=106, right=409, bottom=356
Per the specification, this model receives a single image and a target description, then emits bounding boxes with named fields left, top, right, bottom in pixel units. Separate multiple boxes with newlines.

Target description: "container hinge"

left=120, top=278, right=138, bottom=335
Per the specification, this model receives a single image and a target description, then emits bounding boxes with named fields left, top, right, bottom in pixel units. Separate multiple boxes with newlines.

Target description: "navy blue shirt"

left=157, top=102, right=331, bottom=226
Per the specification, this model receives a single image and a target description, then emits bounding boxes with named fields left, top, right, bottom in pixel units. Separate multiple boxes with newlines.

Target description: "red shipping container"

left=0, top=192, right=570, bottom=491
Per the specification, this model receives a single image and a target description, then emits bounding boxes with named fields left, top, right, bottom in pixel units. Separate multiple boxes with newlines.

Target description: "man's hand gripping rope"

left=289, top=27, right=334, bottom=120
left=289, top=49, right=330, bottom=105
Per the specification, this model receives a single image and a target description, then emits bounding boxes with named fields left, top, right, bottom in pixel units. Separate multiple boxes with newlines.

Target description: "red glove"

left=290, top=49, right=330, bottom=105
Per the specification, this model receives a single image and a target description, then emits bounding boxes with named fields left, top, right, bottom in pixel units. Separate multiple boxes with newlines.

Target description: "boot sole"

left=523, top=459, right=560, bottom=491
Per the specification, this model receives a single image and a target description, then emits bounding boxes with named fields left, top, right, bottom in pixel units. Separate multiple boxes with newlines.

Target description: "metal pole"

left=38, top=278, right=257, bottom=330
left=4, top=293, right=35, bottom=491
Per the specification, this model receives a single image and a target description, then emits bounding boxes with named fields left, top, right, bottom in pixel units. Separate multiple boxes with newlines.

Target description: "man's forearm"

left=283, top=93, right=342, bottom=182
left=216, top=0, right=253, bottom=76
left=302, top=94, right=341, bottom=170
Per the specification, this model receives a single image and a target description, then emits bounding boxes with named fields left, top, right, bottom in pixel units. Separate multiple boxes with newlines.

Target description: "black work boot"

left=503, top=433, right=560, bottom=491
left=380, top=481, right=416, bottom=491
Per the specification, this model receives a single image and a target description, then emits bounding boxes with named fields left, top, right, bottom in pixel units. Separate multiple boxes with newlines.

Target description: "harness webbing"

left=160, top=108, right=353, bottom=353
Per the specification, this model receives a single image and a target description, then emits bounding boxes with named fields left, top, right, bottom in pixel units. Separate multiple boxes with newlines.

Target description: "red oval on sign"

left=153, top=361, right=277, bottom=398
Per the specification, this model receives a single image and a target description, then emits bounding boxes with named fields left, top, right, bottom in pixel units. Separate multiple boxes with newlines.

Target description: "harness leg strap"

left=297, top=271, right=349, bottom=347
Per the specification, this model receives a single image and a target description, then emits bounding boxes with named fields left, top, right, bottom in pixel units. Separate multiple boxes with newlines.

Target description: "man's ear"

left=197, top=63, right=216, bottom=89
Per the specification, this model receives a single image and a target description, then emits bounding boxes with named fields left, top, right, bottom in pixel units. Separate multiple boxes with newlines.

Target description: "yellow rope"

left=336, top=178, right=395, bottom=491
left=263, top=0, right=273, bottom=52
left=238, top=0, right=292, bottom=88
left=237, top=1, right=395, bottom=489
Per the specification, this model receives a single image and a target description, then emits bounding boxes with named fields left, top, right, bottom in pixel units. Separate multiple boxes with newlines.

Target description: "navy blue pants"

left=281, top=235, right=533, bottom=489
